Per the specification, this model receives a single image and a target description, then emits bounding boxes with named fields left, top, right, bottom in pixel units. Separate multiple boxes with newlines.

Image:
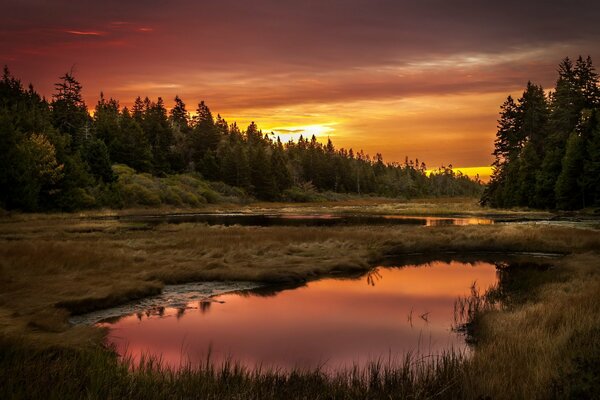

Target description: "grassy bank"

left=0, top=210, right=599, bottom=398
left=1, top=196, right=561, bottom=223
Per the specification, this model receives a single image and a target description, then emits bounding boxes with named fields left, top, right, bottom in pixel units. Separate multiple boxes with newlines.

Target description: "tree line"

left=0, top=67, right=482, bottom=211
left=482, top=56, right=600, bottom=210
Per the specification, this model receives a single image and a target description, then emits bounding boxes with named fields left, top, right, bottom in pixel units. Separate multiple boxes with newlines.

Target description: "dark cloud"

left=2, top=0, right=600, bottom=167
left=3, top=0, right=600, bottom=72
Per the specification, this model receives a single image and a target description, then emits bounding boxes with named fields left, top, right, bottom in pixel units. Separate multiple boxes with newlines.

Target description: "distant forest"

left=482, top=56, right=600, bottom=210
left=0, top=68, right=482, bottom=211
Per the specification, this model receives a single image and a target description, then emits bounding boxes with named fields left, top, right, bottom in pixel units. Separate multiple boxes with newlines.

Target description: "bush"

left=110, top=164, right=246, bottom=208
left=121, top=183, right=161, bottom=207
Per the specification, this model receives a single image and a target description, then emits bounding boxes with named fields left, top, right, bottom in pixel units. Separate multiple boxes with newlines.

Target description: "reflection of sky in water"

left=122, top=213, right=495, bottom=227
left=100, top=261, right=498, bottom=371
left=382, top=215, right=494, bottom=226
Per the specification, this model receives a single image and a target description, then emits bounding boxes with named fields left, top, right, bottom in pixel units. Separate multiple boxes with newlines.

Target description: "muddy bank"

left=70, top=281, right=262, bottom=325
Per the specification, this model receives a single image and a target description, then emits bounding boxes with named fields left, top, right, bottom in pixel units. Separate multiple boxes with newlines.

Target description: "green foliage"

left=112, top=164, right=246, bottom=208
left=82, top=138, right=116, bottom=184
left=112, top=108, right=153, bottom=173
left=483, top=55, right=600, bottom=210
left=555, top=132, right=585, bottom=210
left=1, top=67, right=483, bottom=211
left=51, top=71, right=91, bottom=149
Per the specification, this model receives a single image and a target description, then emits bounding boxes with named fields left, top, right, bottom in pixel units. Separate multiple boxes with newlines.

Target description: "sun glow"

left=426, top=166, right=492, bottom=182
left=267, top=123, right=337, bottom=143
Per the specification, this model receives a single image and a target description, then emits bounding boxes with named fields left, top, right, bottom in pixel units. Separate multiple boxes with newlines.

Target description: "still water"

left=99, top=261, right=498, bottom=371
left=119, top=213, right=494, bottom=227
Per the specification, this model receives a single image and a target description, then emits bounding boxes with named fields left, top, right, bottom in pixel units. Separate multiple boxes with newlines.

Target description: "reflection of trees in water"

left=143, top=306, right=166, bottom=318
left=454, top=259, right=553, bottom=339
left=235, top=283, right=305, bottom=299
left=366, top=268, right=383, bottom=286
left=489, top=260, right=552, bottom=305
left=200, top=301, right=212, bottom=314
left=177, top=307, right=186, bottom=319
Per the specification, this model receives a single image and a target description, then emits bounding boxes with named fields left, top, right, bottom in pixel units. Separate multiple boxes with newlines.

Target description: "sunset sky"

left=3, top=0, right=600, bottom=179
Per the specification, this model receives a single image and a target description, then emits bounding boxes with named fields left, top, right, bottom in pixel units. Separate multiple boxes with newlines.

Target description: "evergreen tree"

left=190, top=101, right=220, bottom=173
left=168, top=96, right=190, bottom=172
left=271, top=137, right=292, bottom=192
left=132, top=96, right=145, bottom=122
left=250, top=144, right=276, bottom=200
left=516, top=142, right=540, bottom=206
left=94, top=94, right=121, bottom=158
left=169, top=95, right=189, bottom=131
left=582, top=111, right=600, bottom=206
left=518, top=82, right=549, bottom=154
left=143, top=97, right=174, bottom=174
left=481, top=95, right=521, bottom=206
left=81, top=138, right=116, bottom=184
left=575, top=56, right=600, bottom=108
left=51, top=71, right=91, bottom=148
left=555, top=131, right=585, bottom=210
left=1, top=67, right=485, bottom=210
left=245, top=122, right=262, bottom=144
left=112, top=108, right=153, bottom=172
left=215, top=114, right=229, bottom=137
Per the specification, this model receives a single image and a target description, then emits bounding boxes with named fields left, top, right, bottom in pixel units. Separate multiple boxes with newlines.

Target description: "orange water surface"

left=100, top=261, right=498, bottom=371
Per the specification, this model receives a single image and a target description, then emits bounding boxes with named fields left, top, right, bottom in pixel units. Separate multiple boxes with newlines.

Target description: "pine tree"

left=555, top=131, right=585, bottom=210
left=215, top=114, right=229, bottom=137
left=518, top=82, right=549, bottom=154
left=143, top=97, right=174, bottom=174
left=168, top=96, right=190, bottom=172
left=190, top=101, right=220, bottom=172
left=112, top=107, right=153, bottom=172
left=169, top=95, right=189, bottom=131
left=575, top=56, right=600, bottom=108
left=250, top=145, right=276, bottom=200
left=94, top=94, right=121, bottom=159
left=245, top=122, right=262, bottom=144
left=516, top=142, right=540, bottom=206
left=132, top=96, right=145, bottom=122
left=481, top=95, right=521, bottom=206
left=81, top=138, right=116, bottom=184
left=51, top=71, right=91, bottom=149
left=582, top=111, right=600, bottom=206
left=271, top=137, right=292, bottom=192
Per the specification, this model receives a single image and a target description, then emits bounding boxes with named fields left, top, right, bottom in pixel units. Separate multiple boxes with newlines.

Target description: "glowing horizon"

left=3, top=0, right=599, bottom=172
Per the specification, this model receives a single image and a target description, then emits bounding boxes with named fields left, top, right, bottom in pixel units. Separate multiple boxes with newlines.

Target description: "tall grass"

left=2, top=254, right=598, bottom=399
left=0, top=337, right=469, bottom=400
left=0, top=214, right=599, bottom=398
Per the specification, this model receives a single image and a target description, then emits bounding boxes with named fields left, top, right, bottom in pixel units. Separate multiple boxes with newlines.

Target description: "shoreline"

left=0, top=203, right=599, bottom=398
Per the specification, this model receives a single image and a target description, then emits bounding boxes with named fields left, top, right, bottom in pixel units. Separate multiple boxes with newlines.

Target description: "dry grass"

left=459, top=253, right=600, bottom=399
left=0, top=204, right=599, bottom=398
left=0, top=213, right=599, bottom=349
left=0, top=196, right=557, bottom=222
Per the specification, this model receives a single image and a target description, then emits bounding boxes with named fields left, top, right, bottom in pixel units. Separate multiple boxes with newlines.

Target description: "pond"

left=96, top=260, right=505, bottom=371
left=118, top=213, right=494, bottom=227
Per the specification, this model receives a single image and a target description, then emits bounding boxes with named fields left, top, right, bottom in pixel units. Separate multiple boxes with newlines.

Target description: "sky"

left=2, top=0, right=600, bottom=179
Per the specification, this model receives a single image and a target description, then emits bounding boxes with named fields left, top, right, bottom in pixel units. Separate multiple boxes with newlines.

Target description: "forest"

left=482, top=56, right=600, bottom=210
left=0, top=68, right=482, bottom=211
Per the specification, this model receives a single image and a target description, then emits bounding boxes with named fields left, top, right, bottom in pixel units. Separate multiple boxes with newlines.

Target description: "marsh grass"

left=1, top=253, right=598, bottom=399
left=0, top=336, right=470, bottom=400
left=0, top=210, right=599, bottom=398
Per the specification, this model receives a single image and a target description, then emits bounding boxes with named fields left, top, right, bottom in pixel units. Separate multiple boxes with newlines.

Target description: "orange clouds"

left=2, top=0, right=600, bottom=173
left=64, top=30, right=105, bottom=36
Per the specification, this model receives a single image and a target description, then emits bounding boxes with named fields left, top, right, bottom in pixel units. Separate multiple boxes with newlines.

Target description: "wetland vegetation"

left=1, top=199, right=599, bottom=399
left=1, top=18, right=600, bottom=398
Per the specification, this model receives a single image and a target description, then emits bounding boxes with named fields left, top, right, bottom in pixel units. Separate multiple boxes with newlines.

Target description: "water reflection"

left=200, top=301, right=212, bottom=314
left=99, top=261, right=501, bottom=371
left=120, top=213, right=494, bottom=227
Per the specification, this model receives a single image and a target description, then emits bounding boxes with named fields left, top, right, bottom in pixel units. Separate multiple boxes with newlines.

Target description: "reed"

left=0, top=207, right=599, bottom=398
